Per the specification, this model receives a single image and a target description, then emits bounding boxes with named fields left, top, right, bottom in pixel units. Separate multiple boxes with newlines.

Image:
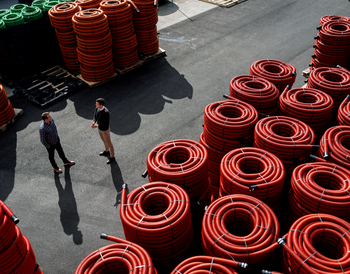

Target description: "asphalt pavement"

left=0, top=0, right=349, bottom=273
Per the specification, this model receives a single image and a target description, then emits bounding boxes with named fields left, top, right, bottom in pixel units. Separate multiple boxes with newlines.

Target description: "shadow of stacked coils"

left=0, top=84, right=15, bottom=126
left=170, top=255, right=248, bottom=274
left=49, top=2, right=81, bottom=70
left=0, top=200, right=43, bottom=274
left=75, top=233, right=157, bottom=274
left=311, top=19, right=350, bottom=70
left=250, top=59, right=296, bottom=93
left=229, top=74, right=280, bottom=118
left=100, top=0, right=140, bottom=68
left=76, top=0, right=102, bottom=9
left=279, top=87, right=334, bottom=143
left=201, top=194, right=280, bottom=272
left=287, top=162, right=350, bottom=229
left=72, top=8, right=115, bottom=82
left=120, top=182, right=193, bottom=273
left=254, top=116, right=315, bottom=174
left=318, top=125, right=350, bottom=170
left=279, top=214, right=350, bottom=274
left=220, top=147, right=285, bottom=212
left=132, top=0, right=159, bottom=55
left=200, top=98, right=259, bottom=199
left=337, top=95, right=350, bottom=125
left=145, top=139, right=211, bottom=237
left=306, top=66, right=350, bottom=119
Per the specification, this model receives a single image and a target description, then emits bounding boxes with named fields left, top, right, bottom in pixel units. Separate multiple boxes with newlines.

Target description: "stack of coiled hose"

left=200, top=98, right=258, bottom=199
left=0, top=200, right=42, bottom=274
left=319, top=15, right=350, bottom=25
left=307, top=66, right=350, bottom=117
left=120, top=182, right=193, bottom=273
left=279, top=86, right=334, bottom=142
left=318, top=125, right=350, bottom=169
left=132, top=0, right=159, bottom=55
left=145, top=139, right=210, bottom=223
left=0, top=84, right=15, bottom=126
left=76, top=0, right=102, bottom=9
left=100, top=0, right=140, bottom=68
left=201, top=194, right=280, bottom=272
left=337, top=95, right=350, bottom=125
left=72, top=8, right=115, bottom=82
left=287, top=162, right=350, bottom=227
left=254, top=116, right=315, bottom=174
left=75, top=233, right=158, bottom=274
left=49, top=2, right=81, bottom=70
left=220, top=147, right=285, bottom=211
left=170, top=255, right=247, bottom=274
left=250, top=59, right=297, bottom=92
left=229, top=74, right=280, bottom=117
left=311, top=19, right=350, bottom=70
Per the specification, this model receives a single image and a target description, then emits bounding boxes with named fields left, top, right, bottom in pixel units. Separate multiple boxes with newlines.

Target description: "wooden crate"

left=141, top=48, right=166, bottom=62
left=199, top=0, right=246, bottom=8
left=0, top=108, right=23, bottom=133
left=115, top=59, right=143, bottom=75
left=76, top=72, right=118, bottom=88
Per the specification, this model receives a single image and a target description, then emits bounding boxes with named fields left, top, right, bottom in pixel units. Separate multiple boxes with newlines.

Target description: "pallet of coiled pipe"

left=201, top=194, right=280, bottom=272
left=75, top=233, right=158, bottom=274
left=120, top=182, right=193, bottom=273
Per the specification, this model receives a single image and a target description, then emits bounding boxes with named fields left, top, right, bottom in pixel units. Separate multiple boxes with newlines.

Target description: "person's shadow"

left=109, top=159, right=126, bottom=207
left=54, top=167, right=82, bottom=245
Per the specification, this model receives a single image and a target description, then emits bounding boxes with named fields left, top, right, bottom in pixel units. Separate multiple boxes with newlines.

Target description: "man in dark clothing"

left=39, top=112, right=75, bottom=173
left=91, top=98, right=115, bottom=164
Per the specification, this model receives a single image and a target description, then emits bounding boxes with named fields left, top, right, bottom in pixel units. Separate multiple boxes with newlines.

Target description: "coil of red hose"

left=287, top=162, right=350, bottom=228
left=120, top=182, right=193, bottom=273
left=219, top=147, right=285, bottom=212
left=0, top=84, right=15, bottom=126
left=318, top=125, right=350, bottom=169
left=75, top=233, right=157, bottom=274
left=249, top=59, right=296, bottom=92
left=229, top=74, right=280, bottom=117
left=76, top=0, right=102, bottom=9
left=279, top=86, right=333, bottom=142
left=337, top=95, right=350, bottom=125
left=319, top=15, right=350, bottom=25
left=201, top=194, right=280, bottom=271
left=277, top=213, right=350, bottom=273
left=254, top=116, right=315, bottom=174
left=170, top=255, right=247, bottom=274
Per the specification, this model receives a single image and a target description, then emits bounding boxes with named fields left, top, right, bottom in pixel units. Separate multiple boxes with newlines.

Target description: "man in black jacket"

left=91, top=98, right=115, bottom=164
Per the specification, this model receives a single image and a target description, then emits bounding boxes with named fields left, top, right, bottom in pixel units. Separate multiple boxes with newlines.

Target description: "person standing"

left=91, top=98, right=115, bottom=164
left=39, top=112, right=75, bottom=173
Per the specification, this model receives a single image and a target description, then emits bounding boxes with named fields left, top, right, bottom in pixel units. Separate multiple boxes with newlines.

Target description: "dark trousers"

left=46, top=140, right=68, bottom=168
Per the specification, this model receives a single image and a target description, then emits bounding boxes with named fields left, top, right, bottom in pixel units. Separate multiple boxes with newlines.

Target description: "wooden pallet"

left=115, top=59, right=143, bottom=75
left=141, top=48, right=167, bottom=62
left=76, top=72, right=118, bottom=88
left=302, top=67, right=310, bottom=78
left=199, top=0, right=246, bottom=8
left=0, top=108, right=23, bottom=133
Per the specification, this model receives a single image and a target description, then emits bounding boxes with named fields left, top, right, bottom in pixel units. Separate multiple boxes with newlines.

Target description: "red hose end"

left=142, top=170, right=148, bottom=178
left=10, top=215, right=19, bottom=224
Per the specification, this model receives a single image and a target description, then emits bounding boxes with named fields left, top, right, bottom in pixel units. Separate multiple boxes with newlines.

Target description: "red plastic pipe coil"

left=120, top=182, right=193, bottom=273
left=250, top=59, right=296, bottom=92
left=279, top=86, right=334, bottom=142
left=337, top=95, right=350, bottom=125
left=170, top=255, right=247, bottom=274
left=0, top=84, right=15, bottom=126
left=319, top=15, right=350, bottom=25
left=76, top=0, right=102, bottom=10
left=254, top=116, right=315, bottom=174
left=287, top=162, right=350, bottom=228
left=220, top=147, right=285, bottom=212
left=75, top=233, right=158, bottom=274
left=201, top=194, right=280, bottom=271
left=229, top=74, right=280, bottom=117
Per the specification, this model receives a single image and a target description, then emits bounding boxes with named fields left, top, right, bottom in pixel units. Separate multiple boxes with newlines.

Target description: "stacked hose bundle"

left=0, top=200, right=43, bottom=274
left=319, top=15, right=350, bottom=25
left=254, top=116, right=315, bottom=174
left=250, top=59, right=296, bottom=93
left=337, top=95, right=350, bottom=125
left=220, top=147, right=285, bottom=211
left=2, top=12, right=25, bottom=27
left=22, top=6, right=43, bottom=21
left=31, top=0, right=46, bottom=9
left=43, top=1, right=60, bottom=12
left=311, top=19, right=350, bottom=70
left=200, top=98, right=258, bottom=199
left=170, top=255, right=247, bottom=274
left=75, top=233, right=158, bottom=274
left=146, top=139, right=211, bottom=225
left=279, top=214, right=350, bottom=274
left=287, top=162, right=350, bottom=228
left=72, top=8, right=115, bottom=82
left=318, top=125, right=350, bottom=169
left=229, top=75, right=280, bottom=117
left=279, top=86, right=334, bottom=142
left=100, top=0, right=140, bottom=68
left=132, top=0, right=159, bottom=55
left=49, top=2, right=81, bottom=70
left=76, top=0, right=102, bottom=9
left=0, top=84, right=15, bottom=126
left=201, top=194, right=280, bottom=271
left=120, top=182, right=193, bottom=273
left=307, top=66, right=350, bottom=117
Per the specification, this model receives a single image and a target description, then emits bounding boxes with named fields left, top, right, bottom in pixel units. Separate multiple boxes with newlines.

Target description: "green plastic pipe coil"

left=10, top=4, right=28, bottom=14
left=21, top=6, right=43, bottom=21
left=0, top=10, right=10, bottom=19
left=2, top=13, right=25, bottom=27
left=31, top=0, right=46, bottom=10
left=43, top=1, right=60, bottom=12
left=0, top=20, right=6, bottom=29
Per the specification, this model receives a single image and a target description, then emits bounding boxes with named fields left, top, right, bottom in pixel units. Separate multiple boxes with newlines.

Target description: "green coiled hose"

left=43, top=1, right=60, bottom=12
left=22, top=6, right=43, bottom=21
left=2, top=13, right=25, bottom=27
left=10, top=4, right=28, bottom=14
left=31, top=0, right=47, bottom=10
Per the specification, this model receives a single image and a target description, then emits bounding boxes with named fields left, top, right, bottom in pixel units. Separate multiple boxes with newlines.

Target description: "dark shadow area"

left=158, top=0, right=179, bottom=16
left=110, top=160, right=125, bottom=207
left=54, top=167, right=82, bottom=245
